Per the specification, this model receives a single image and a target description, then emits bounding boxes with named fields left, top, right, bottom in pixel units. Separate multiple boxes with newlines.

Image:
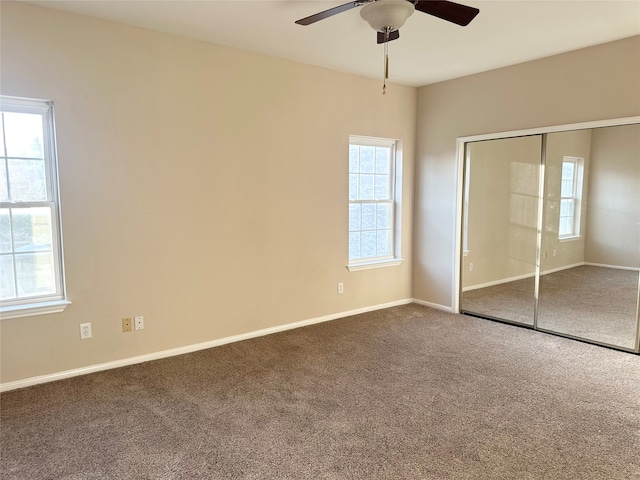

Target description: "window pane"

left=376, top=230, right=391, bottom=256
left=361, top=231, right=376, bottom=258
left=0, top=209, right=11, bottom=253
left=361, top=204, right=376, bottom=230
left=7, top=158, right=47, bottom=202
left=3, top=112, right=44, bottom=159
left=348, top=204, right=361, bottom=232
left=0, top=159, right=7, bottom=201
left=0, top=255, right=16, bottom=299
left=566, top=199, right=574, bottom=217
left=560, top=180, right=573, bottom=198
left=559, top=217, right=571, bottom=236
left=560, top=198, right=575, bottom=218
left=15, top=252, right=55, bottom=297
left=349, top=145, right=359, bottom=173
left=376, top=203, right=391, bottom=229
left=561, top=162, right=575, bottom=181
left=374, top=174, right=390, bottom=200
left=349, top=174, right=358, bottom=201
left=375, top=147, right=390, bottom=174
left=12, top=207, right=53, bottom=252
left=360, top=146, right=374, bottom=173
left=349, top=232, right=361, bottom=259
left=359, top=174, right=374, bottom=200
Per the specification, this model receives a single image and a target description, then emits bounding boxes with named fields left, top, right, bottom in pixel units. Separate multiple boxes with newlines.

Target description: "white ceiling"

left=23, top=0, right=640, bottom=87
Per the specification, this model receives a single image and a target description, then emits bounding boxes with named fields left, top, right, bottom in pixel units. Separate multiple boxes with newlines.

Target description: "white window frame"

left=1, top=96, right=69, bottom=319
left=347, top=135, right=403, bottom=271
left=558, top=155, right=584, bottom=241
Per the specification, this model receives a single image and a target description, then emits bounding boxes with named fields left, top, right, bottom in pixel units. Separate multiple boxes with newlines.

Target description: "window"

left=1, top=96, right=69, bottom=318
left=558, top=156, right=583, bottom=240
left=348, top=136, right=402, bottom=270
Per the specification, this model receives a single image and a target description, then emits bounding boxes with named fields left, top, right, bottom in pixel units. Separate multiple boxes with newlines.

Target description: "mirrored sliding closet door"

left=459, top=118, right=640, bottom=353
left=460, top=135, right=543, bottom=326
left=537, top=125, right=640, bottom=350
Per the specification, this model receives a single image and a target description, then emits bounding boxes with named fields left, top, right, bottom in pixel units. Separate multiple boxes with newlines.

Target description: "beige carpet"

left=538, top=265, right=638, bottom=348
left=462, top=276, right=536, bottom=326
left=462, top=265, right=639, bottom=349
left=1, top=304, right=639, bottom=479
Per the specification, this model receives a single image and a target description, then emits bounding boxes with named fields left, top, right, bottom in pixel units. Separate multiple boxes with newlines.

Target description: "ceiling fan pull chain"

left=383, top=29, right=389, bottom=95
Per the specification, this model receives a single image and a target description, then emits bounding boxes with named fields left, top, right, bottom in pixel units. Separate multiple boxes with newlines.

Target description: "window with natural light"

left=0, top=96, right=68, bottom=318
left=348, top=136, right=401, bottom=270
left=559, top=156, right=583, bottom=240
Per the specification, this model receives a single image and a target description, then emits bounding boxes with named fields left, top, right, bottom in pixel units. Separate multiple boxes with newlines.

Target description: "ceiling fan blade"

left=414, top=0, right=479, bottom=26
left=295, top=1, right=361, bottom=26
left=377, top=30, right=400, bottom=44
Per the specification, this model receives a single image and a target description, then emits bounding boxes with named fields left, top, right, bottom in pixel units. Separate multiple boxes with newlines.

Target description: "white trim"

left=584, top=262, right=640, bottom=272
left=0, top=299, right=71, bottom=320
left=452, top=138, right=466, bottom=313
left=0, top=298, right=414, bottom=392
left=347, top=258, right=403, bottom=271
left=541, top=262, right=586, bottom=275
left=558, top=235, right=581, bottom=243
left=412, top=298, right=454, bottom=313
left=349, top=135, right=396, bottom=147
left=462, top=272, right=536, bottom=292
left=462, top=262, right=586, bottom=292
left=456, top=116, right=640, bottom=144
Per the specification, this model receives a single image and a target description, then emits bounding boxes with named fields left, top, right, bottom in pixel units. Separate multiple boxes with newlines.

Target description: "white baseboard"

left=462, top=262, right=591, bottom=292
left=584, top=262, right=640, bottom=272
left=0, top=298, right=414, bottom=393
left=412, top=298, right=453, bottom=313
left=541, top=262, right=585, bottom=275
left=462, top=272, right=535, bottom=292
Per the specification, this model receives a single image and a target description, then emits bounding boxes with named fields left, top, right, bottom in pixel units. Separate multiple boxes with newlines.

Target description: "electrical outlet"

left=134, top=315, right=144, bottom=331
left=80, top=323, right=92, bottom=339
left=122, top=317, right=132, bottom=332
left=469, top=262, right=474, bottom=272
left=337, top=282, right=344, bottom=294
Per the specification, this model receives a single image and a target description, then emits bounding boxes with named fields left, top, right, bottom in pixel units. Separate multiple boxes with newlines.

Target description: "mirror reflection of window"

left=559, top=156, right=584, bottom=240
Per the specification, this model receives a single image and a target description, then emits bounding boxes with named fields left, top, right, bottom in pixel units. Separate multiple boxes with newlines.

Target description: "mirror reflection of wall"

left=460, top=120, right=640, bottom=353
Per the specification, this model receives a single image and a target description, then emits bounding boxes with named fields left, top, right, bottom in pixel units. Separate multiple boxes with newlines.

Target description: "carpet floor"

left=461, top=265, right=639, bottom=349
left=1, top=304, right=639, bottom=479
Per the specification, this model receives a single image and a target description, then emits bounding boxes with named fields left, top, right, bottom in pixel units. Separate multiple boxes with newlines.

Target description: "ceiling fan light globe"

left=360, top=0, right=415, bottom=32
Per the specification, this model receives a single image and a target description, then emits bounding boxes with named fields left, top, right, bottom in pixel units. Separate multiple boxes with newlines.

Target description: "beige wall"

left=415, top=35, right=640, bottom=308
left=541, top=129, right=592, bottom=272
left=585, top=124, right=640, bottom=268
left=0, top=2, right=416, bottom=384
left=462, top=135, right=542, bottom=288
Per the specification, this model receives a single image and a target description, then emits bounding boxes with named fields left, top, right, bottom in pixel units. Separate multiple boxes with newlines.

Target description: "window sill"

left=346, top=258, right=403, bottom=272
left=559, top=235, right=582, bottom=243
left=1, top=299, right=71, bottom=320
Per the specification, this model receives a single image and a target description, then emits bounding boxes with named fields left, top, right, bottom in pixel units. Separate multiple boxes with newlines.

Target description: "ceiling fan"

left=295, top=0, right=480, bottom=45
left=295, top=0, right=479, bottom=94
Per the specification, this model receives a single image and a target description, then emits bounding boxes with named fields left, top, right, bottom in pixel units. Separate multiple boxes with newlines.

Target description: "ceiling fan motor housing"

left=360, top=0, right=415, bottom=32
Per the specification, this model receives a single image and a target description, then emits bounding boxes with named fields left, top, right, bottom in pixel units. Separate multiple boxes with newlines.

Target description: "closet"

left=458, top=118, right=640, bottom=353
